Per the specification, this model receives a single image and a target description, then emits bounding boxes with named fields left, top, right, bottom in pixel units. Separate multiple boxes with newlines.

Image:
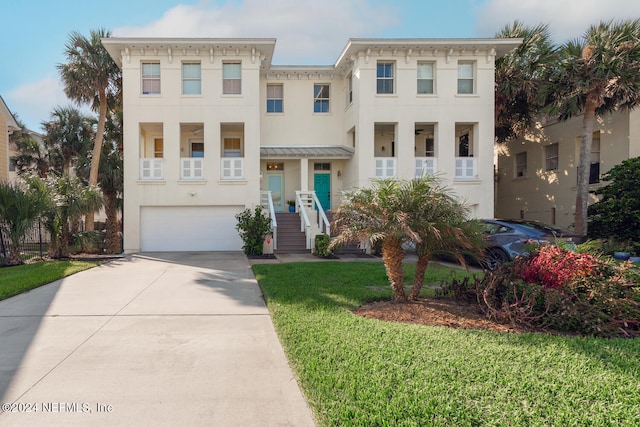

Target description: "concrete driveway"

left=0, top=252, right=315, bottom=427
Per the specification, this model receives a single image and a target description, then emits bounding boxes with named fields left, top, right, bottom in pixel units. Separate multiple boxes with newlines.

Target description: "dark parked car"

left=480, top=219, right=583, bottom=269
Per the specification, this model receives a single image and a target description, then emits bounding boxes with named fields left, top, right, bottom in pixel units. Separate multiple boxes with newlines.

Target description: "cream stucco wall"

left=496, top=110, right=638, bottom=229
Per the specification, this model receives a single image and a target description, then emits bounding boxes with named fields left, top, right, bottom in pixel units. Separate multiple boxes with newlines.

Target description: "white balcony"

left=140, top=158, right=164, bottom=180
left=415, top=157, right=437, bottom=177
left=374, top=157, right=396, bottom=178
left=221, top=158, right=244, bottom=180
left=181, top=157, right=204, bottom=180
left=455, top=157, right=477, bottom=179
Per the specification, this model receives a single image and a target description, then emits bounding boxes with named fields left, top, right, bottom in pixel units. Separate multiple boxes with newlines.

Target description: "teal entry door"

left=314, top=173, right=331, bottom=211
left=267, top=173, right=284, bottom=212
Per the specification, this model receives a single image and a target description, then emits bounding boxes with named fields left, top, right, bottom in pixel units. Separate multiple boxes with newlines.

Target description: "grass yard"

left=253, top=261, right=640, bottom=427
left=0, top=260, right=100, bottom=301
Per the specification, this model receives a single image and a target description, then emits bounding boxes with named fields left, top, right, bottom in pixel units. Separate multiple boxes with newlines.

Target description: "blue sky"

left=3, top=0, right=639, bottom=130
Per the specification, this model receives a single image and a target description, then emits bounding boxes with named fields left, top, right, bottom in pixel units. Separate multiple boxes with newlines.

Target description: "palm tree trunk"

left=104, top=191, right=121, bottom=254
left=409, top=252, right=430, bottom=301
left=382, top=239, right=407, bottom=303
left=575, top=101, right=596, bottom=236
left=85, top=90, right=108, bottom=232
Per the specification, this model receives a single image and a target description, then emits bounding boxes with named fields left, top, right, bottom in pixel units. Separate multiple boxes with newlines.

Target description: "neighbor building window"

left=314, top=84, right=330, bottom=113
left=141, top=62, right=160, bottom=94
left=417, top=62, right=434, bottom=94
left=590, top=133, right=600, bottom=184
left=515, top=152, right=527, bottom=177
left=545, top=143, right=559, bottom=171
left=266, top=84, right=283, bottom=113
left=377, top=61, right=394, bottom=94
left=223, top=63, right=241, bottom=94
left=347, top=73, right=353, bottom=104
left=182, top=62, right=201, bottom=95
left=457, top=61, right=475, bottom=94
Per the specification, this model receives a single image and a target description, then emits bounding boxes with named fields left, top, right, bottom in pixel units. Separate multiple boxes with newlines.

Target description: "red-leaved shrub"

left=513, top=246, right=605, bottom=289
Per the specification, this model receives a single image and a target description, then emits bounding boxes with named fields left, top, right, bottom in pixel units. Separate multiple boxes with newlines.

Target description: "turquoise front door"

left=314, top=173, right=331, bottom=211
left=267, top=173, right=284, bottom=212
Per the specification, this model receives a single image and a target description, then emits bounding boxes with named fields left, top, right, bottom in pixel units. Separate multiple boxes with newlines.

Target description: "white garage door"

left=140, top=206, right=244, bottom=251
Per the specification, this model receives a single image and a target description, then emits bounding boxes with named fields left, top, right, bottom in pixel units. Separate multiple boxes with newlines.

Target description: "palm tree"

left=543, top=19, right=640, bottom=236
left=330, top=177, right=482, bottom=303
left=494, top=21, right=557, bottom=143
left=407, top=179, right=485, bottom=301
left=57, top=28, right=121, bottom=230
left=99, top=111, right=123, bottom=254
left=9, top=118, right=50, bottom=178
left=25, top=176, right=103, bottom=259
left=42, top=106, right=95, bottom=177
left=0, top=181, right=48, bottom=265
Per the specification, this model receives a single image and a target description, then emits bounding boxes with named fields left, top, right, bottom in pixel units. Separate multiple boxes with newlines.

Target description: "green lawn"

left=253, top=261, right=640, bottom=427
left=0, top=260, right=100, bottom=301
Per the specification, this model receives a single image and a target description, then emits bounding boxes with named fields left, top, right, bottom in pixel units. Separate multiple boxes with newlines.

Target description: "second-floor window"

left=182, top=62, right=201, bottom=95
left=314, top=84, right=330, bottom=113
left=457, top=61, right=475, bottom=94
left=223, top=63, right=241, bottom=94
left=545, top=143, right=559, bottom=171
left=347, top=73, right=353, bottom=104
left=417, top=62, right=434, bottom=94
left=267, top=84, right=283, bottom=113
left=377, top=61, right=394, bottom=94
left=142, top=62, right=160, bottom=95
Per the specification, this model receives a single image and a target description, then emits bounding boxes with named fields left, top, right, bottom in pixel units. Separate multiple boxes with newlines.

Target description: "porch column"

left=300, top=158, right=309, bottom=191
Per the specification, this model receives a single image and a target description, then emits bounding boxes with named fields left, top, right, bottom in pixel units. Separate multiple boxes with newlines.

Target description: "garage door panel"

left=141, top=206, right=243, bottom=251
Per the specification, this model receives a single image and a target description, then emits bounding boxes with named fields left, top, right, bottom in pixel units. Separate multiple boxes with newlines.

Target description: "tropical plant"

left=76, top=109, right=123, bottom=254
left=41, top=106, right=95, bottom=177
left=330, top=177, right=483, bottom=303
left=0, top=181, right=48, bottom=265
left=588, top=157, right=640, bottom=242
left=25, top=176, right=103, bottom=259
left=543, top=19, right=640, bottom=236
left=494, top=21, right=557, bottom=143
left=235, top=206, right=272, bottom=256
left=58, top=28, right=121, bottom=230
left=9, top=118, right=51, bottom=177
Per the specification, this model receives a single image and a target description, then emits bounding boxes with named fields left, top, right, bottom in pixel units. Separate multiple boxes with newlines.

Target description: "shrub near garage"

left=452, top=245, right=640, bottom=338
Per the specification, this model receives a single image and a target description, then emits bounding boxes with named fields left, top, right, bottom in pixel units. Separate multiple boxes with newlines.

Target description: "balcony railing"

left=415, top=157, right=437, bottom=178
left=140, top=158, right=164, bottom=180
left=221, top=157, right=244, bottom=180
left=181, top=157, right=204, bottom=180
left=374, top=157, right=396, bottom=178
left=455, top=157, right=477, bottom=179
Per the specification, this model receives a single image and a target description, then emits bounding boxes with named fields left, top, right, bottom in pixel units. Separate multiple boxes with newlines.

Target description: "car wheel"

left=485, top=248, right=509, bottom=270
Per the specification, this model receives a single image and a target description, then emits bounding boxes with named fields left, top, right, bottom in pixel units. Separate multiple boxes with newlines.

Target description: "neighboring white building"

left=496, top=110, right=640, bottom=230
left=102, top=37, right=520, bottom=253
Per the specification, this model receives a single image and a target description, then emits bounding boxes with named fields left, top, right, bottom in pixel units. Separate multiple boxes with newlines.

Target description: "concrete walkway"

left=0, top=252, right=315, bottom=427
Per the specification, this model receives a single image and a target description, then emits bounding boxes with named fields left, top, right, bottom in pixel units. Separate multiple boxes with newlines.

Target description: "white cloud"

left=7, top=76, right=93, bottom=132
left=114, top=0, right=398, bottom=64
left=475, top=0, right=640, bottom=42
left=7, top=76, right=69, bottom=131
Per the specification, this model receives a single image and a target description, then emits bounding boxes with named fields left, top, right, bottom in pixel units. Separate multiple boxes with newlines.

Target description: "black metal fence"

left=0, top=222, right=52, bottom=265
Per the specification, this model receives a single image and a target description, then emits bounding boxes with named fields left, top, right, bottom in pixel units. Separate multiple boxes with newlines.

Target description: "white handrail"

left=311, top=192, right=330, bottom=237
left=260, top=190, right=278, bottom=249
left=295, top=191, right=312, bottom=249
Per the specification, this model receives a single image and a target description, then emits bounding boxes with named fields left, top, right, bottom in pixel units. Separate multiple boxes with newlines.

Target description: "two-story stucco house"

left=496, top=110, right=640, bottom=230
left=0, top=96, right=20, bottom=182
left=102, top=37, right=520, bottom=253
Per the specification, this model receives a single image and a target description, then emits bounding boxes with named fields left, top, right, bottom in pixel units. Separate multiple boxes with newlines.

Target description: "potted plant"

left=287, top=200, right=296, bottom=213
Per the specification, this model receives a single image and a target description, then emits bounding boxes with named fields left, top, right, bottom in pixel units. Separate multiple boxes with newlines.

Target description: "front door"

left=314, top=173, right=331, bottom=211
left=267, top=173, right=284, bottom=212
